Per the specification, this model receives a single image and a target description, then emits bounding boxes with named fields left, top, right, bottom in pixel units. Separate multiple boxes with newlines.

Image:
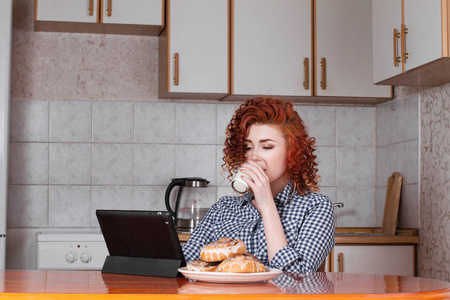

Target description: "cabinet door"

left=403, top=0, right=442, bottom=71
left=332, top=245, right=414, bottom=276
left=232, top=0, right=311, bottom=97
left=316, top=0, right=391, bottom=98
left=372, top=0, right=402, bottom=84
left=165, top=0, right=228, bottom=95
left=35, top=0, right=98, bottom=23
left=101, top=0, right=164, bottom=26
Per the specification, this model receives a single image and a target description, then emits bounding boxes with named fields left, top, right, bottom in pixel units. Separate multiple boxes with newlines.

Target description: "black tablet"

left=96, top=209, right=186, bottom=277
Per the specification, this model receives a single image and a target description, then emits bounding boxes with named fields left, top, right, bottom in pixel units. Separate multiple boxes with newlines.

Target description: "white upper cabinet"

left=101, top=0, right=164, bottom=26
left=372, top=0, right=402, bottom=84
left=372, top=0, right=450, bottom=85
left=35, top=0, right=165, bottom=35
left=232, top=0, right=312, bottom=97
left=315, top=0, right=391, bottom=98
left=229, top=0, right=391, bottom=103
left=403, top=0, right=443, bottom=71
left=35, top=0, right=98, bottom=23
left=158, top=0, right=229, bottom=99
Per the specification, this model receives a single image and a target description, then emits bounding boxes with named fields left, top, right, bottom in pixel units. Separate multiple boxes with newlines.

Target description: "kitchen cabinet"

left=34, top=0, right=165, bottom=36
left=228, top=0, right=391, bottom=104
left=232, top=0, right=311, bottom=98
left=158, top=0, right=229, bottom=99
left=330, top=245, right=415, bottom=276
left=314, top=0, right=391, bottom=99
left=99, top=0, right=163, bottom=26
left=372, top=0, right=450, bottom=85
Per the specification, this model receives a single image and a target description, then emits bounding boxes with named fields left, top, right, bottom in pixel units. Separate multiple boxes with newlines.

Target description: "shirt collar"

left=274, top=181, right=295, bottom=207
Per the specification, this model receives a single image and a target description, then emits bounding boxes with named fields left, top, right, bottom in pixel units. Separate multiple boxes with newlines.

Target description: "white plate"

left=178, top=267, right=282, bottom=283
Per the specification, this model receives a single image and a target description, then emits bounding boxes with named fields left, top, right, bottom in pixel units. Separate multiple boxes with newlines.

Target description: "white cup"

left=231, top=167, right=250, bottom=194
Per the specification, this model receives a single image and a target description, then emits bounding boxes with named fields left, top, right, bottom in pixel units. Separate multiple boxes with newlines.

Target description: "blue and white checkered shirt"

left=182, top=182, right=335, bottom=272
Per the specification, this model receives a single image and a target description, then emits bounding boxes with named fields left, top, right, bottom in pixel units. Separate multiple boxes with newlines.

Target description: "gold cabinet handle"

left=303, top=57, right=309, bottom=90
left=393, top=28, right=401, bottom=67
left=88, top=0, right=94, bottom=16
left=401, top=24, right=409, bottom=63
left=173, top=53, right=179, bottom=86
left=106, top=0, right=112, bottom=17
left=337, top=252, right=344, bottom=272
left=320, top=58, right=326, bottom=90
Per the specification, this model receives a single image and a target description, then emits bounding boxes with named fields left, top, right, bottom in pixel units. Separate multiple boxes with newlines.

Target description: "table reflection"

left=178, top=280, right=282, bottom=294
left=101, top=272, right=184, bottom=294
left=272, top=272, right=335, bottom=294
left=178, top=272, right=335, bottom=295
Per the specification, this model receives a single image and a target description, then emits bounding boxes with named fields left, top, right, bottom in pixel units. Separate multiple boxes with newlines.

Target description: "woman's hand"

left=240, top=160, right=276, bottom=214
left=240, top=159, right=288, bottom=262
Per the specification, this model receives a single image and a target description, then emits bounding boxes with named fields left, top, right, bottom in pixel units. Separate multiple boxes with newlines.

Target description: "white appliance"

left=37, top=233, right=109, bottom=270
left=0, top=0, right=13, bottom=270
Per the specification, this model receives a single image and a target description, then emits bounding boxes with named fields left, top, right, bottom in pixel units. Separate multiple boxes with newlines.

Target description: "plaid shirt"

left=182, top=182, right=335, bottom=272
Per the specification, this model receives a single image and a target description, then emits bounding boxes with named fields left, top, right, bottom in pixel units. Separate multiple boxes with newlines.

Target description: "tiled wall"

left=6, top=99, right=380, bottom=270
left=375, top=95, right=419, bottom=228
left=8, top=100, right=229, bottom=229
left=299, top=106, right=376, bottom=227
left=8, top=100, right=377, bottom=230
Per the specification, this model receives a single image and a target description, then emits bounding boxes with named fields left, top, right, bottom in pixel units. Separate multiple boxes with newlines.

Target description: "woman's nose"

left=248, top=149, right=262, bottom=161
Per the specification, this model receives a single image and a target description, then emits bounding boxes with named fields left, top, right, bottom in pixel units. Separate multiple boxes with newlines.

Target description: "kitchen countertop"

left=0, top=270, right=448, bottom=299
left=179, top=228, right=419, bottom=245
left=334, top=227, right=419, bottom=244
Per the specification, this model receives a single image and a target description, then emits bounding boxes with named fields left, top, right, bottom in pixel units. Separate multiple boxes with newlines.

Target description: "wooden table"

left=0, top=270, right=449, bottom=299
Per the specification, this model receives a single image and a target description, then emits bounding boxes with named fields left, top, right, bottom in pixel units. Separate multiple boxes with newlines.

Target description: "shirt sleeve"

left=181, top=202, right=219, bottom=263
left=269, top=196, right=335, bottom=272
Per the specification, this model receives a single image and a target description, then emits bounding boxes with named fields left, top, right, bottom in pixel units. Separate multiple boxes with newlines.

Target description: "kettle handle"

left=165, top=178, right=186, bottom=217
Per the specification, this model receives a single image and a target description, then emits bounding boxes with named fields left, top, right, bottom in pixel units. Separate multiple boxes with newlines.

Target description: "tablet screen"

left=96, top=210, right=185, bottom=263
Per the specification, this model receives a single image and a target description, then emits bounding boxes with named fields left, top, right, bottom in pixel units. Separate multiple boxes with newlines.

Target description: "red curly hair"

left=222, top=97, right=319, bottom=195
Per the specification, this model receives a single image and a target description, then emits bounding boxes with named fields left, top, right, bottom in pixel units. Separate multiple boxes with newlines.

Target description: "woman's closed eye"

left=245, top=145, right=274, bottom=151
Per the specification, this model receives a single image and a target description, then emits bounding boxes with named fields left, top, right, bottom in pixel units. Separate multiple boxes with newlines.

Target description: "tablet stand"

left=101, top=255, right=185, bottom=278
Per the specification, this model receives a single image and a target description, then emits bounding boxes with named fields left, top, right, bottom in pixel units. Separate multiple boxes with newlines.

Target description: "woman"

left=182, top=97, right=335, bottom=272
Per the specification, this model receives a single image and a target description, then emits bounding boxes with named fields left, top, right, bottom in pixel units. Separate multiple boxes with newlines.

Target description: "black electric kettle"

left=165, top=177, right=211, bottom=233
